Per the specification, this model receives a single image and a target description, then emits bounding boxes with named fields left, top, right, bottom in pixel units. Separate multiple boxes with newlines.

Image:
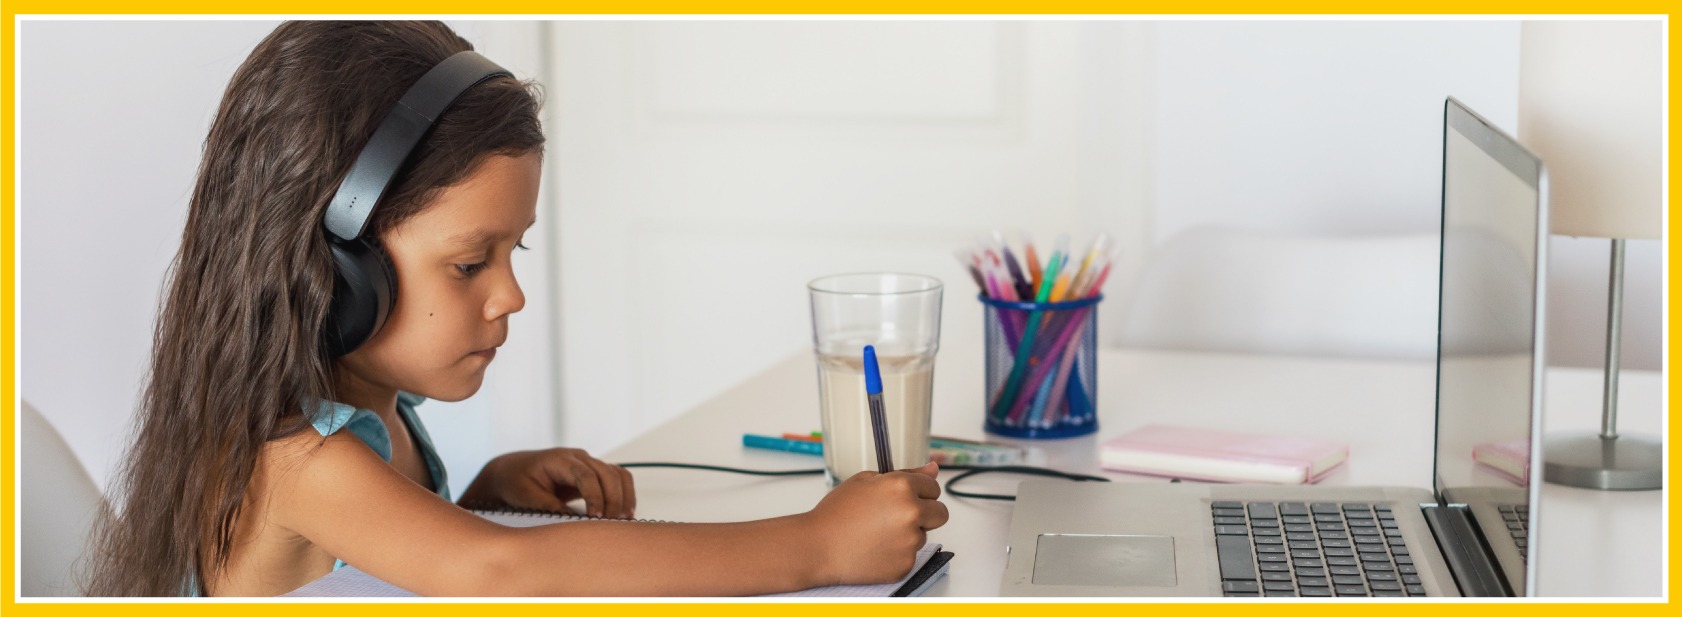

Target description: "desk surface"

left=605, top=344, right=1665, bottom=598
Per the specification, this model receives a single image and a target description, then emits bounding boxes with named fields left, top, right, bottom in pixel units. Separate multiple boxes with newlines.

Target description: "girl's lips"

left=471, top=348, right=498, bottom=361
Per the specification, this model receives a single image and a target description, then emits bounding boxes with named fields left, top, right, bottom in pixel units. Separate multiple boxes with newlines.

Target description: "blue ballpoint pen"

left=863, top=345, right=893, bottom=473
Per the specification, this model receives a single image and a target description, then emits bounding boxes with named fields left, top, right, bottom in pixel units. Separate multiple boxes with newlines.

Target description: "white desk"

left=605, top=344, right=1665, bottom=598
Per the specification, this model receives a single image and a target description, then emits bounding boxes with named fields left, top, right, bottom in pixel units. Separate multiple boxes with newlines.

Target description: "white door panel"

left=551, top=21, right=1148, bottom=451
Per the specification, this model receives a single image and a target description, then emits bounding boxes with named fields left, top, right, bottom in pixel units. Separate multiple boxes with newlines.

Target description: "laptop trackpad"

left=1032, top=534, right=1178, bottom=587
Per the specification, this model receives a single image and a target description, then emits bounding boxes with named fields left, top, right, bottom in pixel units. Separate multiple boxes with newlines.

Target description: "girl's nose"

left=485, top=266, right=526, bottom=320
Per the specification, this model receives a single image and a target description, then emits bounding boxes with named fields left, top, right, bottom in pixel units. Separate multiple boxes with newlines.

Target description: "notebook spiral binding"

left=459, top=500, right=674, bottom=524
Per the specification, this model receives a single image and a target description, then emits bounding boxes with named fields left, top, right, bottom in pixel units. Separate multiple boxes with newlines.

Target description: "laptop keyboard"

left=1498, top=503, right=1530, bottom=560
left=1212, top=501, right=1427, bottom=597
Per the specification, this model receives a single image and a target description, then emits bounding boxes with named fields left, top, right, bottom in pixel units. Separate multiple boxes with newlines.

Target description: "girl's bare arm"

left=270, top=433, right=944, bottom=596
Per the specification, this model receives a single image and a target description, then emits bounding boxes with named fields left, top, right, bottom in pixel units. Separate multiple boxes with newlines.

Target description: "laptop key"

left=1298, top=576, right=1329, bottom=587
left=1263, top=582, right=1295, bottom=592
left=1370, top=581, right=1403, bottom=591
left=1248, top=503, right=1279, bottom=519
left=1258, top=554, right=1288, bottom=563
left=1311, top=503, right=1340, bottom=514
left=1260, top=562, right=1290, bottom=572
left=1216, top=525, right=1249, bottom=535
left=1320, top=531, right=1349, bottom=540
left=1301, top=587, right=1334, bottom=597
left=1296, top=559, right=1325, bottom=567
left=1407, top=585, right=1427, bottom=595
left=1291, top=550, right=1320, bottom=559
left=1398, top=565, right=1418, bottom=574
left=1330, top=566, right=1361, bottom=576
left=1395, top=556, right=1414, bottom=565
left=1217, top=535, right=1259, bottom=581
left=1363, top=562, right=1394, bottom=572
left=1280, top=502, right=1310, bottom=516
left=1358, top=545, right=1388, bottom=554
left=1254, top=536, right=1284, bottom=545
left=1335, top=585, right=1368, bottom=596
left=1257, top=545, right=1286, bottom=554
left=1324, top=548, right=1354, bottom=557
left=1251, top=519, right=1280, bottom=528
left=1212, top=501, right=1244, bottom=509
left=1214, top=508, right=1246, bottom=519
left=1287, top=533, right=1316, bottom=541
left=1402, top=575, right=1422, bottom=585
left=1289, top=541, right=1318, bottom=550
left=1352, top=527, right=1380, bottom=536
left=1283, top=516, right=1313, bottom=525
left=1224, top=592, right=1259, bottom=597
left=1223, top=580, right=1260, bottom=593
left=1265, top=590, right=1297, bottom=597
left=1263, top=572, right=1292, bottom=582
left=1366, top=572, right=1399, bottom=582
left=1253, top=528, right=1282, bottom=537
left=1373, top=590, right=1406, bottom=597
left=1215, top=516, right=1247, bottom=526
left=1342, top=503, right=1372, bottom=511
left=1322, top=539, right=1353, bottom=548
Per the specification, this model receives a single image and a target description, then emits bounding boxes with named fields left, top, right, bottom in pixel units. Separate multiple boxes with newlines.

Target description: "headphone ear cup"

left=326, top=238, right=397, bottom=357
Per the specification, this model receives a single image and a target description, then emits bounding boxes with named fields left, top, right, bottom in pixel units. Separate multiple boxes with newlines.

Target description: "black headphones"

left=323, top=51, right=512, bottom=357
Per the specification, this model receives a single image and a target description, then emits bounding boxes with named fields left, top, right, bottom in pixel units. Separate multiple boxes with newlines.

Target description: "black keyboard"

left=1497, top=503, right=1530, bottom=560
left=1212, top=501, right=1427, bottom=597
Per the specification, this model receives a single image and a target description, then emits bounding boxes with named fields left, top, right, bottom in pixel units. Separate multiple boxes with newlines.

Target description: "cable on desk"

left=618, top=462, right=823, bottom=476
left=940, top=465, right=1111, bottom=501
left=615, top=462, right=1113, bottom=500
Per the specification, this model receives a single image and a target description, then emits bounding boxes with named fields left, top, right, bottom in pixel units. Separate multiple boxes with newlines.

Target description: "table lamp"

left=1518, top=20, right=1663, bottom=490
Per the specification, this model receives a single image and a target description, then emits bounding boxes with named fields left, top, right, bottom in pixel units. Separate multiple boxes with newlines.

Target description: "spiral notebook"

left=282, top=508, right=952, bottom=597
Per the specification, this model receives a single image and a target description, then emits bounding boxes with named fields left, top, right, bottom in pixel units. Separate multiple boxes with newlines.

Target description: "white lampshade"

left=1518, top=20, right=1663, bottom=240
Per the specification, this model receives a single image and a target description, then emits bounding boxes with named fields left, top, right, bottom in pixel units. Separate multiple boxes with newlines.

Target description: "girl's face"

left=337, top=153, right=542, bottom=403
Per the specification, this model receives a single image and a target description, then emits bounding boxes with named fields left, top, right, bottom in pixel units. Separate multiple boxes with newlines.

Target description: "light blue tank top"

left=187, top=392, right=449, bottom=596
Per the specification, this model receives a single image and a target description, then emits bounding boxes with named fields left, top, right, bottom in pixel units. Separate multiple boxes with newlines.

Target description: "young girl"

left=85, top=21, right=948, bottom=597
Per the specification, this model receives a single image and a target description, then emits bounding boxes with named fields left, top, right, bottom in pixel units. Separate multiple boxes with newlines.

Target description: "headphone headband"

left=324, top=50, right=513, bottom=241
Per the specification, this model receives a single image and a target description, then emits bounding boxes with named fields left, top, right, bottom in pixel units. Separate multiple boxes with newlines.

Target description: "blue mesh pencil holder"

left=981, top=293, right=1102, bottom=438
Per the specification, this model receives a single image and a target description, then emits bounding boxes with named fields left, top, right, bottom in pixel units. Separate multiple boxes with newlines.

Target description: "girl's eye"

left=455, top=262, right=489, bottom=277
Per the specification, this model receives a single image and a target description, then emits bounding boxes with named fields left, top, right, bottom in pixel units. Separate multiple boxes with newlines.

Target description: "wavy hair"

left=84, top=21, right=545, bottom=596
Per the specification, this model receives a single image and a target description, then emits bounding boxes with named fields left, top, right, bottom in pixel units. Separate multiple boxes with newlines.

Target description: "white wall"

left=18, top=20, right=555, bottom=496
left=1144, top=20, right=1661, bottom=370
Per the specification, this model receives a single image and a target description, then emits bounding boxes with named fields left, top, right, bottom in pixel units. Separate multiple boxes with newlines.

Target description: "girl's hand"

left=800, top=462, right=950, bottom=585
left=459, top=448, right=637, bottom=518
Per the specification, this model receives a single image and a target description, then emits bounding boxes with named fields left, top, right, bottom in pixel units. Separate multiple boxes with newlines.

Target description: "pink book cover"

left=1099, top=424, right=1350, bottom=484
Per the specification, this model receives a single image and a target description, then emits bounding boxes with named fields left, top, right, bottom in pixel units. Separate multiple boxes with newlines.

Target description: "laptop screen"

left=1433, top=98, right=1547, bottom=595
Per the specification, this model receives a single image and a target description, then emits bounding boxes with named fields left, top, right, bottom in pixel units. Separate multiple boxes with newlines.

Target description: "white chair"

left=21, top=399, right=105, bottom=596
left=1119, top=226, right=1440, bottom=361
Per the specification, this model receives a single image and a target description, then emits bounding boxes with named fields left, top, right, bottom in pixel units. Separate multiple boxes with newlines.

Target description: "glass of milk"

left=808, top=273, right=943, bottom=487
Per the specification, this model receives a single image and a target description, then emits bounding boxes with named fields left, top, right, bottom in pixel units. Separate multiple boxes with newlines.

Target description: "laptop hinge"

left=1421, top=504, right=1511, bottom=596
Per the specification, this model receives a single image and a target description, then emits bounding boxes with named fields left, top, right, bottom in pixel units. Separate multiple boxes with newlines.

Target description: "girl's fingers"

left=543, top=453, right=605, bottom=517
left=615, top=464, right=637, bottom=517
left=580, top=456, right=627, bottom=518
left=919, top=499, right=950, bottom=531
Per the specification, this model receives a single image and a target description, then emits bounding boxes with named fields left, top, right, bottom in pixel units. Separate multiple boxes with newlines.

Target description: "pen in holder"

left=981, top=293, right=1101, bottom=439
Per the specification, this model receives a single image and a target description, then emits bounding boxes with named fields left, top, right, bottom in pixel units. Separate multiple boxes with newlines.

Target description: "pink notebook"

left=1099, top=424, right=1349, bottom=484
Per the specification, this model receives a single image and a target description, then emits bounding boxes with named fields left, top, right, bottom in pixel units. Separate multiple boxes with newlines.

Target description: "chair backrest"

left=1119, top=226, right=1440, bottom=361
left=22, top=399, right=105, bottom=597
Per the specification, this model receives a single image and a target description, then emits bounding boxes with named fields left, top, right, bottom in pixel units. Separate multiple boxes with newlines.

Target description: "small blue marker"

left=863, top=345, right=893, bottom=473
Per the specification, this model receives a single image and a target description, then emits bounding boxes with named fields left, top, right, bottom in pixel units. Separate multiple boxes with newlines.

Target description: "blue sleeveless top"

left=187, top=392, right=449, bottom=596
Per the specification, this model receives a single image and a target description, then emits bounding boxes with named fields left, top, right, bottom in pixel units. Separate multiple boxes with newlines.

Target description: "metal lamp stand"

left=1542, top=239, right=1663, bottom=490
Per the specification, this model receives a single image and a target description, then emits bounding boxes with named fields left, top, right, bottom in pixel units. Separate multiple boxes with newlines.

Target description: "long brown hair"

left=84, top=21, right=545, bottom=596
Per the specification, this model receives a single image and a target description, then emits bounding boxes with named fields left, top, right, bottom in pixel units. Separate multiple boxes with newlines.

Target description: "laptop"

left=999, top=97, right=1548, bottom=598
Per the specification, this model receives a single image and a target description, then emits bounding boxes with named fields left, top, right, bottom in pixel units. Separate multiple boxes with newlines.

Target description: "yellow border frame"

left=3, top=3, right=1673, bottom=615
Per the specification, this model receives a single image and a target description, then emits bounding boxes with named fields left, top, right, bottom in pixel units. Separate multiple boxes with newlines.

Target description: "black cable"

left=941, top=465, right=1110, bottom=501
left=618, top=462, right=823, bottom=476
left=616, top=462, right=1110, bottom=500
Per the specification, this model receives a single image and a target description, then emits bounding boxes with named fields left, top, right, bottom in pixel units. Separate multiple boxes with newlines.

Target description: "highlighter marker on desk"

left=742, top=434, right=823, bottom=456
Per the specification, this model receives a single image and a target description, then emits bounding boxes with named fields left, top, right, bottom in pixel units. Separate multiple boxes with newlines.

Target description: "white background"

left=18, top=19, right=1664, bottom=498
